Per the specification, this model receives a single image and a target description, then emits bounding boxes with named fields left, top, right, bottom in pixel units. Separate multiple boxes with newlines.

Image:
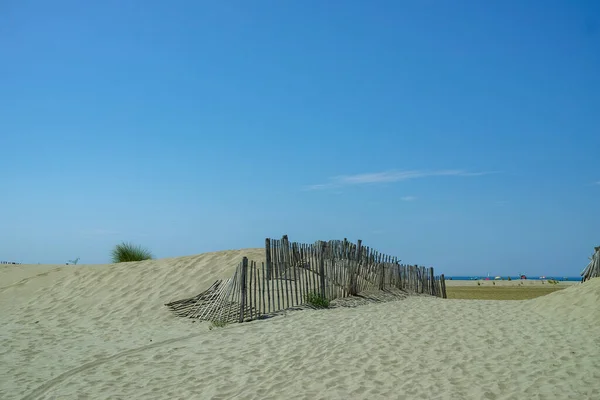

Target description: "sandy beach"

left=444, top=279, right=580, bottom=287
left=1, top=250, right=599, bottom=400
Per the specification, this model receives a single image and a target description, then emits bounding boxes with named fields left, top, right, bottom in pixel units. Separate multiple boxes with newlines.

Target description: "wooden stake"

left=239, top=257, right=248, bottom=323
left=265, top=238, right=272, bottom=280
left=440, top=274, right=447, bottom=299
left=282, top=235, right=291, bottom=309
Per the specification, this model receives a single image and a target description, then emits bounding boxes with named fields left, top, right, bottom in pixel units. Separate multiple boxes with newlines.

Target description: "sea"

left=445, top=276, right=582, bottom=281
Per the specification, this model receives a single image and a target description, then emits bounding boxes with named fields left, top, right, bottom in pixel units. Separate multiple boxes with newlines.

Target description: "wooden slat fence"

left=581, top=246, right=600, bottom=282
left=166, top=235, right=447, bottom=323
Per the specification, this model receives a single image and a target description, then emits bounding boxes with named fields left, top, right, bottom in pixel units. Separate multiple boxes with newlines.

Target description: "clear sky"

left=1, top=0, right=599, bottom=276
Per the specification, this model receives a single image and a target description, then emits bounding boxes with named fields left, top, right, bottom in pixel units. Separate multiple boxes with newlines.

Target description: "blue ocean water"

left=445, top=276, right=581, bottom=281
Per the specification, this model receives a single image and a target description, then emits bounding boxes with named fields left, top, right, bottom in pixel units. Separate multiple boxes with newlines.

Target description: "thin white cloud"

left=306, top=169, right=495, bottom=190
left=304, top=184, right=330, bottom=191
left=401, top=196, right=417, bottom=201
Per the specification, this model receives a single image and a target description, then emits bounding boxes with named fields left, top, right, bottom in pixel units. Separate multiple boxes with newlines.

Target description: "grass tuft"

left=305, top=292, right=330, bottom=308
left=209, top=320, right=228, bottom=330
left=111, top=242, right=153, bottom=263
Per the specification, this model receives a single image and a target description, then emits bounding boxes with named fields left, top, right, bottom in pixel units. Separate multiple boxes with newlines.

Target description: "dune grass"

left=446, top=286, right=566, bottom=300
left=305, top=292, right=330, bottom=308
left=111, top=242, right=153, bottom=263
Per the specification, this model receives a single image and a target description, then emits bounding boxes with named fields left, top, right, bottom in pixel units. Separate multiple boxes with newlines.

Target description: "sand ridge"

left=1, top=251, right=599, bottom=399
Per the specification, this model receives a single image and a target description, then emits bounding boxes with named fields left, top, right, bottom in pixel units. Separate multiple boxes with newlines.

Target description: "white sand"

left=1, top=250, right=599, bottom=400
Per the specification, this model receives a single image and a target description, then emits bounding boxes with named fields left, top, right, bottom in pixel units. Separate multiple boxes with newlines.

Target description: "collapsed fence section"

left=581, top=246, right=600, bottom=282
left=166, top=235, right=447, bottom=324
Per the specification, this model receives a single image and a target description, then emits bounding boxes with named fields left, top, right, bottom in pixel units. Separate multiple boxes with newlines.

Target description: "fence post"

left=265, top=238, right=272, bottom=280
left=429, top=267, right=435, bottom=296
left=319, top=242, right=327, bottom=299
left=239, top=257, right=248, bottom=323
left=348, top=239, right=362, bottom=295
left=413, top=265, right=417, bottom=292
left=282, top=235, right=290, bottom=266
left=440, top=274, right=447, bottom=299
left=281, top=235, right=291, bottom=307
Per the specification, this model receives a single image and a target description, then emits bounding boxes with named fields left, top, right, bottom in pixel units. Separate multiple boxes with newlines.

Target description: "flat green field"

left=446, top=286, right=566, bottom=300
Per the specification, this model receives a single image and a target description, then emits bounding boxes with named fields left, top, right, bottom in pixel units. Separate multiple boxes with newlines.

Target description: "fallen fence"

left=581, top=246, right=600, bottom=282
left=166, top=235, right=446, bottom=323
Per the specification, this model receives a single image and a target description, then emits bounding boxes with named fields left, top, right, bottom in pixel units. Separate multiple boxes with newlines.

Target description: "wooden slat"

left=261, top=262, right=266, bottom=314
left=310, top=244, right=317, bottom=296
left=265, top=238, right=272, bottom=280
left=253, top=260, right=258, bottom=317
left=239, top=257, right=248, bottom=322
left=298, top=244, right=306, bottom=304
left=291, top=243, right=299, bottom=306
left=248, top=261, right=253, bottom=320
left=440, top=274, right=447, bottom=299
left=273, top=240, right=282, bottom=311
left=319, top=242, right=326, bottom=299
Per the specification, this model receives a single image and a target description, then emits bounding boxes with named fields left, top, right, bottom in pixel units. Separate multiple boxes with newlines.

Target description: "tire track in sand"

left=21, top=332, right=204, bottom=400
left=0, top=271, right=58, bottom=292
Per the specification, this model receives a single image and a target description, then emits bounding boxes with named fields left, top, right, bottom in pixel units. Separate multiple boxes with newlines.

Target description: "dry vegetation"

left=446, top=286, right=566, bottom=300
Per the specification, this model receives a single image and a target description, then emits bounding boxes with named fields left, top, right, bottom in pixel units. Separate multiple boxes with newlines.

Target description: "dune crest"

left=1, top=249, right=264, bottom=324
left=525, top=277, right=600, bottom=323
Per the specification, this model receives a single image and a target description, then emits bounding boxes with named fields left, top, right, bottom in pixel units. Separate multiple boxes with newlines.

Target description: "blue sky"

left=1, top=0, right=598, bottom=276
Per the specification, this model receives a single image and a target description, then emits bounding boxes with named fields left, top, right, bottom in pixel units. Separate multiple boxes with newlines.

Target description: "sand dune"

left=527, top=278, right=600, bottom=323
left=1, top=250, right=599, bottom=400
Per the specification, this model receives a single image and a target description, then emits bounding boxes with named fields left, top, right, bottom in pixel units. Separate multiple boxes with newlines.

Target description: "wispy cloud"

left=305, top=169, right=495, bottom=190
left=401, top=196, right=417, bottom=201
left=594, top=181, right=600, bottom=185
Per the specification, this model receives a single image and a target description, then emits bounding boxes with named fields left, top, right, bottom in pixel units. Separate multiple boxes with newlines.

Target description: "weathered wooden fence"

left=581, top=246, right=600, bottom=282
left=166, top=235, right=447, bottom=323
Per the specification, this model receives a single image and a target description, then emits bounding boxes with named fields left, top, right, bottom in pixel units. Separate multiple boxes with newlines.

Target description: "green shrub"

left=111, top=242, right=153, bottom=263
left=305, top=292, right=330, bottom=308
left=507, top=276, right=512, bottom=281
